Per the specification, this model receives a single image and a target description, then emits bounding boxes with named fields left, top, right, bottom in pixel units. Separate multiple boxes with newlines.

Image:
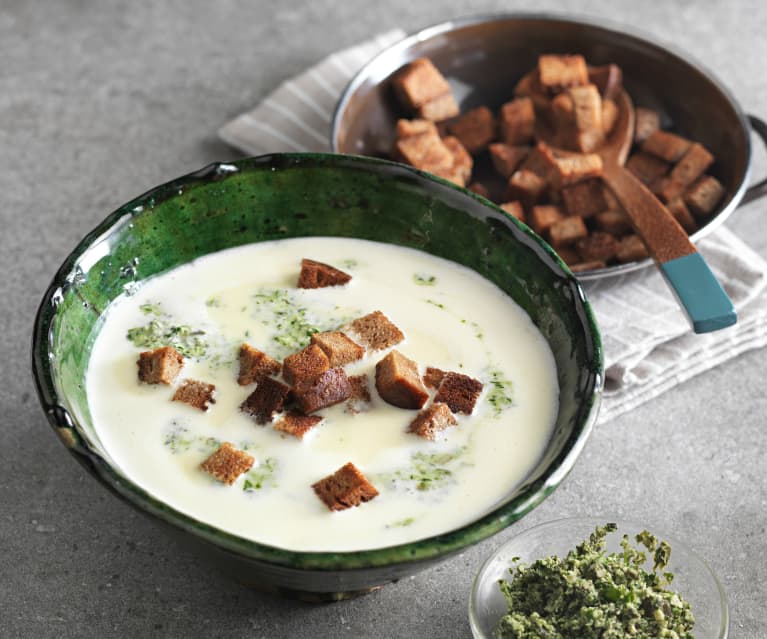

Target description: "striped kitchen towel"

left=219, top=30, right=767, bottom=424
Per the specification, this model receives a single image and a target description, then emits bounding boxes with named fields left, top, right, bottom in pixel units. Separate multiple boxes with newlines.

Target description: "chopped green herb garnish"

left=205, top=296, right=222, bottom=308
left=340, top=258, right=358, bottom=269
left=243, top=457, right=278, bottom=492
left=388, top=517, right=415, bottom=528
left=413, top=273, right=437, bottom=286
left=425, top=298, right=446, bottom=310
left=139, top=302, right=163, bottom=316
left=378, top=447, right=469, bottom=492
left=163, top=423, right=193, bottom=454
left=127, top=319, right=208, bottom=358
left=487, top=369, right=513, bottom=416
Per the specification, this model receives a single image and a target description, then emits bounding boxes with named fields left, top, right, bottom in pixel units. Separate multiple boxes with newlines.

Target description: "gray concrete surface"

left=2, top=1, right=766, bottom=637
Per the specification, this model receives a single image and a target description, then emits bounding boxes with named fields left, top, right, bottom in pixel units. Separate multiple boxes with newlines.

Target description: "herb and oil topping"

left=375, top=446, right=471, bottom=492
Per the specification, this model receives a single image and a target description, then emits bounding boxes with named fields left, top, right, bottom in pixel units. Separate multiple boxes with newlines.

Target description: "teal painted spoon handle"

left=602, top=162, right=737, bottom=333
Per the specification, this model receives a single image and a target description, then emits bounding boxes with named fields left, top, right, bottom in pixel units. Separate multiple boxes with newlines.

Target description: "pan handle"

left=742, top=115, right=767, bottom=205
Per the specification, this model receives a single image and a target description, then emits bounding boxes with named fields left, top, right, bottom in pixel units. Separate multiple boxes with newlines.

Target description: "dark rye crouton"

left=418, top=93, right=460, bottom=122
left=625, top=152, right=670, bottom=186
left=519, top=142, right=559, bottom=180
left=392, top=58, right=452, bottom=110
left=575, top=232, right=620, bottom=262
left=529, top=205, right=565, bottom=235
left=346, top=310, right=404, bottom=351
left=375, top=350, right=429, bottom=410
left=137, top=346, right=184, bottom=385
left=440, top=135, right=473, bottom=186
left=240, top=376, right=291, bottom=424
left=274, top=412, right=324, bottom=439
left=408, top=402, right=458, bottom=440
left=568, top=84, right=604, bottom=152
left=395, top=118, right=438, bottom=138
left=561, top=178, right=607, bottom=218
left=548, top=216, right=588, bottom=249
left=200, top=442, right=254, bottom=485
left=666, top=198, right=698, bottom=234
left=311, top=331, right=364, bottom=368
left=641, top=130, right=691, bottom=163
left=538, top=54, right=589, bottom=93
left=423, top=366, right=446, bottom=390
left=172, top=379, right=216, bottom=411
left=684, top=175, right=725, bottom=217
left=434, top=372, right=483, bottom=415
left=500, top=201, right=526, bottom=223
left=553, top=154, right=603, bottom=187
left=616, top=234, right=649, bottom=263
left=489, top=143, right=530, bottom=178
left=395, top=130, right=454, bottom=175
left=312, top=462, right=379, bottom=511
left=282, top=343, right=330, bottom=386
left=595, top=210, right=632, bottom=236
left=297, top=258, right=351, bottom=289
left=499, top=97, right=535, bottom=145
left=654, top=143, right=714, bottom=202
left=446, top=106, right=496, bottom=153
left=506, top=170, right=547, bottom=208
left=346, top=374, right=372, bottom=414
left=237, top=343, right=281, bottom=386
left=634, top=107, right=661, bottom=144
left=294, top=368, right=353, bottom=414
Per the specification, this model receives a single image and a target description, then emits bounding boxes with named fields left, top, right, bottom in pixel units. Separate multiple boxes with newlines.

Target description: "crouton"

left=550, top=92, right=574, bottom=131
left=172, top=379, right=216, bottom=411
left=408, top=402, right=458, bottom=440
left=489, top=143, right=530, bottom=178
left=684, top=175, right=725, bottom=217
left=500, top=201, right=526, bottom=223
left=237, top=344, right=281, bottom=386
left=529, top=204, right=565, bottom=235
left=548, top=216, right=588, bottom=248
left=200, top=442, right=254, bottom=485
left=506, top=170, right=547, bottom=208
left=137, top=345, right=184, bottom=385
left=297, top=258, right=352, bottom=289
left=395, top=118, right=438, bottom=138
left=514, top=69, right=552, bottom=111
left=595, top=210, right=632, bottom=236
left=346, top=310, right=404, bottom=351
left=441, top=135, right=473, bottom=185
left=519, top=142, right=559, bottom=180
left=274, top=412, right=324, bottom=439
left=434, top=372, right=483, bottom=415
left=375, top=350, right=429, bottom=410
left=418, top=92, right=460, bottom=122
left=446, top=106, right=496, bottom=153
left=392, top=58, right=452, bottom=110
left=395, top=130, right=454, bottom=174
left=561, top=178, right=608, bottom=218
left=588, top=64, right=622, bottom=101
left=666, top=198, right=698, bottom=234
left=283, top=343, right=330, bottom=386
left=553, top=154, right=603, bottom=187
left=468, top=182, right=490, bottom=198
left=602, top=98, right=618, bottom=135
left=625, top=152, right=670, bottom=186
left=570, top=260, right=607, bottom=273
left=499, top=97, right=535, bottom=145
left=634, top=107, right=661, bottom=144
left=654, top=143, right=714, bottom=202
left=538, top=54, right=589, bottom=93
left=568, top=84, right=604, bottom=152
left=310, top=331, right=364, bottom=368
left=294, top=368, right=353, bottom=414
left=346, top=374, right=371, bottom=414
left=616, top=234, right=650, bottom=263
left=575, top=231, right=620, bottom=262
left=312, top=462, right=378, bottom=511
left=641, top=130, right=692, bottom=163
left=240, top=376, right=291, bottom=424
left=423, top=366, right=446, bottom=389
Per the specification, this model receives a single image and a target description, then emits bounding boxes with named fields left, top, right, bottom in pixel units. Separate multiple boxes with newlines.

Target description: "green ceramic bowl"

left=32, top=153, right=603, bottom=601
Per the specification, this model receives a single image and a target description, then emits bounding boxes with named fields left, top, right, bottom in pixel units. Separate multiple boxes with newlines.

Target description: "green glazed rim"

left=32, top=153, right=603, bottom=572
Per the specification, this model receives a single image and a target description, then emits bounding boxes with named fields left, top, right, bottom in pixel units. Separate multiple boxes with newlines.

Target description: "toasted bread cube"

left=568, top=85, right=604, bottom=152
left=549, top=216, right=588, bottom=248
left=655, top=143, right=715, bottom=202
left=489, top=143, right=530, bottom=178
left=588, top=64, right=622, bottom=101
left=297, top=258, right=351, bottom=289
left=446, top=106, right=496, bottom=153
left=395, top=131, right=454, bottom=173
left=634, top=107, right=661, bottom=144
left=392, top=58, right=452, bottom=109
left=641, top=130, right=692, bottom=163
left=423, top=366, right=446, bottom=390
left=519, top=142, right=559, bottom=180
left=238, top=344, right=281, bottom=386
left=375, top=350, right=429, bottom=410
left=200, top=442, right=254, bottom=485
left=595, top=210, right=632, bottom=236
left=570, top=260, right=607, bottom=273
left=625, top=152, right=670, bottom=186
left=274, top=412, right=324, bottom=439
left=506, top=170, right=547, bottom=208
left=312, top=462, right=378, bottom=511
left=602, top=98, right=618, bottom=135
left=418, top=93, right=460, bottom=122
left=441, top=135, right=473, bottom=185
left=576, top=231, right=620, bottom=262
left=346, top=374, right=372, bottom=414
left=396, top=118, right=438, bottom=138
left=408, top=402, right=458, bottom=440
left=562, top=178, right=608, bottom=218
left=137, top=346, right=184, bottom=385
left=310, top=331, right=364, bottom=368
left=550, top=92, right=575, bottom=127
left=684, top=175, right=725, bottom=217
left=434, top=372, right=483, bottom=415
left=499, top=97, right=535, bottom=145
left=283, top=343, right=330, bottom=386
left=468, top=182, right=490, bottom=198
left=529, top=204, right=565, bottom=235
left=347, top=310, right=404, bottom=351
left=557, top=247, right=581, bottom=266
left=172, top=379, right=215, bottom=411
left=666, top=198, right=698, bottom=234
left=241, top=376, right=290, bottom=424
left=616, top=234, right=649, bottom=263
left=554, top=155, right=603, bottom=187
left=294, top=368, right=353, bottom=414
left=538, top=54, right=588, bottom=93
left=500, top=201, right=526, bottom=223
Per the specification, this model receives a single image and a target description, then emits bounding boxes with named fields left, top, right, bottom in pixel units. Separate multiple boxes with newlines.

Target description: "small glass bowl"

left=469, top=517, right=729, bottom=639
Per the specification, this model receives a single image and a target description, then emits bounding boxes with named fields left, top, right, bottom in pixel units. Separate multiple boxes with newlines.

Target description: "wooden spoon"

left=541, top=89, right=736, bottom=333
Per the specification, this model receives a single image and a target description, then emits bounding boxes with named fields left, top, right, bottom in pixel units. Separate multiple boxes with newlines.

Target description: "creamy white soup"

left=86, top=237, right=558, bottom=552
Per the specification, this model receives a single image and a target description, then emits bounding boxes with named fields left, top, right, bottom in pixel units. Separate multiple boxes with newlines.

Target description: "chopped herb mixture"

left=413, top=273, right=437, bottom=286
left=128, top=303, right=208, bottom=358
left=243, top=458, right=278, bottom=492
left=378, top=447, right=469, bottom=492
left=496, top=524, right=695, bottom=639
left=163, top=423, right=220, bottom=455
left=487, top=369, right=514, bottom=416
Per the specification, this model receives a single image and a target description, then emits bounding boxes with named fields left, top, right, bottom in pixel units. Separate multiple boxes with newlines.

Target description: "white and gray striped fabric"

left=219, top=30, right=767, bottom=425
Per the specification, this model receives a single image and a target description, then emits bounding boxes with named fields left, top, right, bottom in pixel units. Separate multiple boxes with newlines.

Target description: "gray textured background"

left=2, top=1, right=766, bottom=637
